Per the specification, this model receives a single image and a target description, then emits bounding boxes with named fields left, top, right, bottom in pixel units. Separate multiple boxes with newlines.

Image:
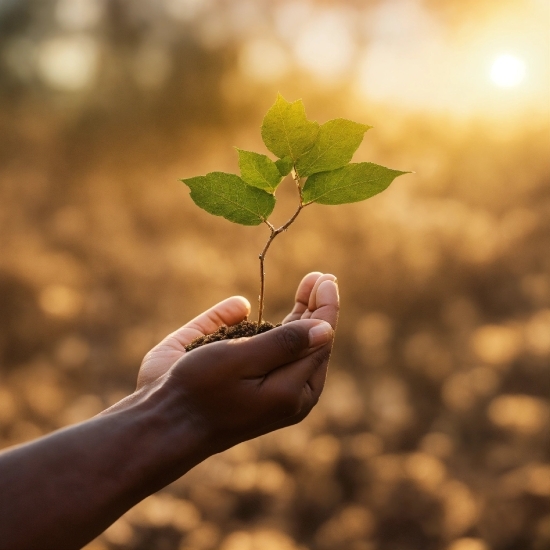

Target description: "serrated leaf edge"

left=235, top=148, right=280, bottom=194
left=302, top=163, right=411, bottom=204
left=265, top=93, right=318, bottom=161
left=180, top=173, right=275, bottom=224
left=296, top=119, right=372, bottom=178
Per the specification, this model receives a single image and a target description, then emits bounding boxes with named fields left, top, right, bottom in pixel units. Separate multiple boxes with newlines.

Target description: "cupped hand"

left=136, top=296, right=252, bottom=390
left=121, top=272, right=338, bottom=451
left=138, top=272, right=338, bottom=389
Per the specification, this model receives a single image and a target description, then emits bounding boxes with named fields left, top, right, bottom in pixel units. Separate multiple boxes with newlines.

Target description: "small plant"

left=181, top=94, right=408, bottom=337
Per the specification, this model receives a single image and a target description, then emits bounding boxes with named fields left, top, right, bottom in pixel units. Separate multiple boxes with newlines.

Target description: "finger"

left=309, top=279, right=339, bottom=329
left=248, top=342, right=332, bottom=427
left=184, top=318, right=333, bottom=379
left=256, top=280, right=337, bottom=422
left=185, top=296, right=251, bottom=335
left=282, top=272, right=323, bottom=324
left=304, top=342, right=331, bottom=399
left=294, top=273, right=339, bottom=321
left=307, top=273, right=337, bottom=313
left=165, top=296, right=251, bottom=349
left=263, top=343, right=332, bottom=398
left=241, top=346, right=333, bottom=439
left=303, top=279, right=338, bottom=393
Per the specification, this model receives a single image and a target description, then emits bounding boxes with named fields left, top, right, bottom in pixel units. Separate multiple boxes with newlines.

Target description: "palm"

left=137, top=272, right=337, bottom=389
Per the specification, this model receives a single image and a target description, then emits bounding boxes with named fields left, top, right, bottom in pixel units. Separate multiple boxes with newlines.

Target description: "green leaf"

left=236, top=149, right=282, bottom=193
left=302, top=162, right=409, bottom=205
left=181, top=172, right=275, bottom=226
left=261, top=94, right=319, bottom=161
left=295, top=119, right=372, bottom=177
left=275, top=156, right=293, bottom=177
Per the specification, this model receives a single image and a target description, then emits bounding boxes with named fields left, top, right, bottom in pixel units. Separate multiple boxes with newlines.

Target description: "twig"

left=257, top=168, right=310, bottom=326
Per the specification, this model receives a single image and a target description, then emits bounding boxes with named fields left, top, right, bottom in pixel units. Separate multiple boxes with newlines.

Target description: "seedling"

left=181, top=94, right=408, bottom=334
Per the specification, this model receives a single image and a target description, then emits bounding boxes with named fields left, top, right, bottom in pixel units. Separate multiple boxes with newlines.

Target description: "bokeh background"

left=0, top=1, right=549, bottom=549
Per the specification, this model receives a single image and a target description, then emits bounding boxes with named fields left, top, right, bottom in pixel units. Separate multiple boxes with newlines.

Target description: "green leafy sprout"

left=181, top=94, right=410, bottom=326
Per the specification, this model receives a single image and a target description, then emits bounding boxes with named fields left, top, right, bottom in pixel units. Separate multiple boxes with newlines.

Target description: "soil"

left=184, top=320, right=280, bottom=351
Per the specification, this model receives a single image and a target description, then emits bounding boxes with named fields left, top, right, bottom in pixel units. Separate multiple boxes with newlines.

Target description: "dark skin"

left=0, top=272, right=339, bottom=550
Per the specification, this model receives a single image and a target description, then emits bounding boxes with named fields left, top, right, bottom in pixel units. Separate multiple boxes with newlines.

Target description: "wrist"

left=99, top=379, right=212, bottom=495
left=0, top=378, right=212, bottom=550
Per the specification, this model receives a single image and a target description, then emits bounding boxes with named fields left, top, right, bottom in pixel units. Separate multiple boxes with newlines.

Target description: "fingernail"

left=308, top=321, right=333, bottom=348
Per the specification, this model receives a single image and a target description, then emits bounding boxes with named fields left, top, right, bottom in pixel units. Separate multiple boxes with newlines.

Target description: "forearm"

left=0, top=275, right=338, bottom=549
left=0, top=383, right=206, bottom=550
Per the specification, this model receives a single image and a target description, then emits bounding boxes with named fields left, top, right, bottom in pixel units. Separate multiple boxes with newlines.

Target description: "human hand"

left=0, top=273, right=336, bottom=550
left=137, top=272, right=338, bottom=387
left=137, top=272, right=338, bottom=451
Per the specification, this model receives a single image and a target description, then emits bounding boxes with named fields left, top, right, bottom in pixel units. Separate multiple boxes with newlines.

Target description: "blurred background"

left=0, top=0, right=549, bottom=549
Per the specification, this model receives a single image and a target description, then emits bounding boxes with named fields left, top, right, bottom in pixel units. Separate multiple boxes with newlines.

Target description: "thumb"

left=241, top=319, right=334, bottom=377
left=180, top=319, right=333, bottom=379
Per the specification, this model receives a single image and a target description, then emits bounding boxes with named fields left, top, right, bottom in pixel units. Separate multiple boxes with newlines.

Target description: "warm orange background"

left=0, top=1, right=549, bottom=549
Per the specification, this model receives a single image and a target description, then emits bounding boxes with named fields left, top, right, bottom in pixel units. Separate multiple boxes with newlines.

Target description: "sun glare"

left=490, top=54, right=526, bottom=88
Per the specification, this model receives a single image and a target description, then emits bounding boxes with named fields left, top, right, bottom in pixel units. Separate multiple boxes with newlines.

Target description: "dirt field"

left=1, top=2, right=549, bottom=549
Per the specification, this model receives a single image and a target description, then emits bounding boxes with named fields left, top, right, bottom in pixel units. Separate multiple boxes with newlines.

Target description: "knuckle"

left=274, top=387, right=301, bottom=417
left=311, top=348, right=331, bottom=370
left=276, top=325, right=306, bottom=356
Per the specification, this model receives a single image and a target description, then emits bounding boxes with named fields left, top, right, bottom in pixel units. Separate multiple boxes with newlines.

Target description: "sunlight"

left=37, top=35, right=99, bottom=91
left=353, top=0, right=548, bottom=120
left=293, top=8, right=356, bottom=81
left=490, top=54, right=526, bottom=88
left=239, top=38, right=290, bottom=83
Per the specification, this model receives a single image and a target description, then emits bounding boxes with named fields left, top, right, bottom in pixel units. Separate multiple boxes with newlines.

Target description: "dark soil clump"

left=184, top=320, right=279, bottom=351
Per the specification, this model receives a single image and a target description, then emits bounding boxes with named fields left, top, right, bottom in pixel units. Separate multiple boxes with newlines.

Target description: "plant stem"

left=257, top=169, right=307, bottom=326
